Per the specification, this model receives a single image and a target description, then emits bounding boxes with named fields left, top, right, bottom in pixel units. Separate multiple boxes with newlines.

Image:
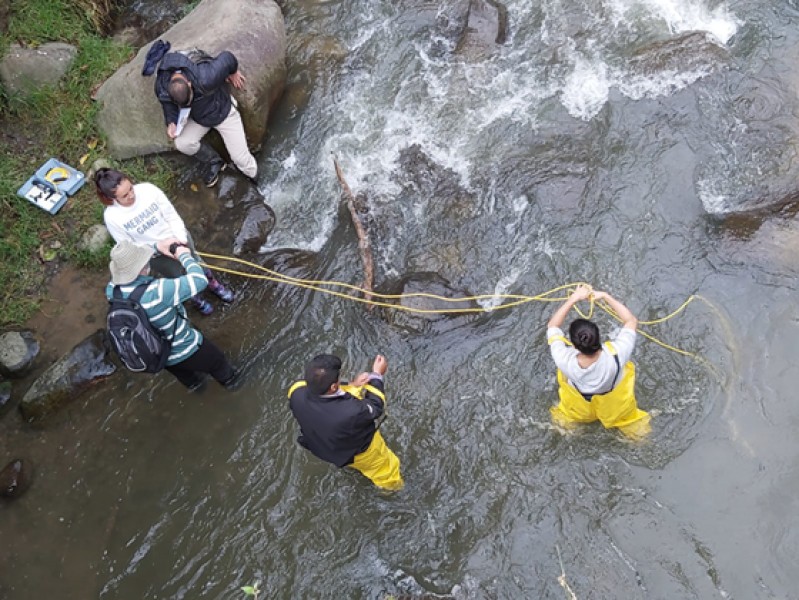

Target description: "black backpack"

left=107, top=284, right=173, bottom=373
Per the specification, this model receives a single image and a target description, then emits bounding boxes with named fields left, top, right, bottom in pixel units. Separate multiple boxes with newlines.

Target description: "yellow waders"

left=549, top=340, right=651, bottom=438
left=339, top=383, right=404, bottom=491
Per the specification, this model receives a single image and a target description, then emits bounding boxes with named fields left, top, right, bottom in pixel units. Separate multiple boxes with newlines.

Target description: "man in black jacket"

left=155, top=49, right=258, bottom=187
left=288, top=353, right=404, bottom=490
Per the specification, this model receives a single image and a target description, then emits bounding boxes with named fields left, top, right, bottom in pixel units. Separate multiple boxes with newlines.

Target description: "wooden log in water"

left=333, top=158, right=374, bottom=305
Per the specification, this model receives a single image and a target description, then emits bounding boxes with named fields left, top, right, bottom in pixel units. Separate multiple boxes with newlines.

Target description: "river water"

left=3, top=0, right=799, bottom=598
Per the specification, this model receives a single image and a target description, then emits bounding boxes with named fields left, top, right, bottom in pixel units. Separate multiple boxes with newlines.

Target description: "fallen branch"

left=333, top=157, right=374, bottom=305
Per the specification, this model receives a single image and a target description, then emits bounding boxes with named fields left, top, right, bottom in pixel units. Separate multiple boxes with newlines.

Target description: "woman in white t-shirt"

left=95, top=168, right=234, bottom=315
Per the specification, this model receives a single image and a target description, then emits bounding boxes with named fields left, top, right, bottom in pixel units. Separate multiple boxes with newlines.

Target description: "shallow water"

left=3, top=0, right=799, bottom=597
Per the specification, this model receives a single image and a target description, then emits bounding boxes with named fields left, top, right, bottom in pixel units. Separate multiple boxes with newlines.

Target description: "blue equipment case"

left=17, top=158, right=86, bottom=215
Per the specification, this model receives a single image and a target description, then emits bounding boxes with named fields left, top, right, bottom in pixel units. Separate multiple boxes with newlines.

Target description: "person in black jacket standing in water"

left=288, top=354, right=404, bottom=491
left=155, top=49, right=258, bottom=187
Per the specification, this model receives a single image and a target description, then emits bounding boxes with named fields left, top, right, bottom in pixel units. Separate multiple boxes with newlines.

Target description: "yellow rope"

left=195, top=251, right=713, bottom=363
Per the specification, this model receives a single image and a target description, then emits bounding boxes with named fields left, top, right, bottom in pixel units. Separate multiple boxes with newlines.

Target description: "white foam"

left=696, top=178, right=729, bottom=214
left=560, top=55, right=612, bottom=120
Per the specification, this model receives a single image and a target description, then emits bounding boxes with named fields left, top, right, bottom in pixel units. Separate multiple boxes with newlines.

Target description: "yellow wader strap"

left=363, top=384, right=386, bottom=403
left=289, top=380, right=386, bottom=403
left=288, top=380, right=307, bottom=398
left=604, top=341, right=617, bottom=355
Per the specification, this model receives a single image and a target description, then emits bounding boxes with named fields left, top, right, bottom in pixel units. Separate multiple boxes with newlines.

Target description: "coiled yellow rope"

left=196, top=250, right=715, bottom=365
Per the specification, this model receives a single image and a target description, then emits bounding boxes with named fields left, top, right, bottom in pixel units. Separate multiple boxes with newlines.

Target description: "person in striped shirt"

left=106, top=240, right=238, bottom=390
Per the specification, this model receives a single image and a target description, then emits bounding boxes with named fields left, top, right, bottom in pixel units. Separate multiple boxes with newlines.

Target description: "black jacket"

left=288, top=377, right=386, bottom=468
left=154, top=51, right=238, bottom=128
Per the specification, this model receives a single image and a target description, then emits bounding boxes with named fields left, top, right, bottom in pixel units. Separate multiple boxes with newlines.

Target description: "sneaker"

left=191, top=296, right=214, bottom=315
left=208, top=279, right=235, bottom=303
left=204, top=160, right=226, bottom=188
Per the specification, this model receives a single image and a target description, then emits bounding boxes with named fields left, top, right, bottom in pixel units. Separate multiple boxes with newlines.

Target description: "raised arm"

left=593, top=291, right=638, bottom=330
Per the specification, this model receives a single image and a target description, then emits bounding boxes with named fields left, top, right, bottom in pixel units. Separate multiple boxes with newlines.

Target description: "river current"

left=3, top=0, right=799, bottom=598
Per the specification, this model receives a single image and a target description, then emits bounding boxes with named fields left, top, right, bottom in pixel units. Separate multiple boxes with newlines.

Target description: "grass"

left=0, top=0, right=175, bottom=326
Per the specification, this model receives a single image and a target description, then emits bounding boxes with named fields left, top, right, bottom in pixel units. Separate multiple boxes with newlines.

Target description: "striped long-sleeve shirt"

left=105, top=253, right=207, bottom=366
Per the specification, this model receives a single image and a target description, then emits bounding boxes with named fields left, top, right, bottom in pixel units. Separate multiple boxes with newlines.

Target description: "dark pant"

left=166, top=338, right=234, bottom=388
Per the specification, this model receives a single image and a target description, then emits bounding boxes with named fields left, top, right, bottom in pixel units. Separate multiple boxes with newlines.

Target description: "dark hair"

left=167, top=76, right=192, bottom=107
left=94, top=168, right=129, bottom=206
left=569, top=318, right=602, bottom=355
left=305, top=354, right=342, bottom=396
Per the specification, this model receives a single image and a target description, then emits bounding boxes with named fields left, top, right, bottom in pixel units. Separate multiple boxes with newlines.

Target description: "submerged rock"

left=0, top=459, right=30, bottom=499
left=0, top=331, right=40, bottom=378
left=627, top=31, right=730, bottom=79
left=20, top=330, right=116, bottom=423
left=382, top=273, right=478, bottom=334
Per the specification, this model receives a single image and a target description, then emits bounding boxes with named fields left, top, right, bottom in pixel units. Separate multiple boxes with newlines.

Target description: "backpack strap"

left=127, top=283, right=148, bottom=304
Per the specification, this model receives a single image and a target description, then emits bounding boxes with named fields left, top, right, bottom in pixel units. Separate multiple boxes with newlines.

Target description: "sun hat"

left=109, top=241, right=153, bottom=285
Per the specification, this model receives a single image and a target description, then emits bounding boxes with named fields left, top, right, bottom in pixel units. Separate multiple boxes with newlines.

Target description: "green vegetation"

left=0, top=0, right=174, bottom=326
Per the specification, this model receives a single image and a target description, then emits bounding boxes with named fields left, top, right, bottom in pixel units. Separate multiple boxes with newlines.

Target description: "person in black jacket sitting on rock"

left=155, top=49, right=258, bottom=187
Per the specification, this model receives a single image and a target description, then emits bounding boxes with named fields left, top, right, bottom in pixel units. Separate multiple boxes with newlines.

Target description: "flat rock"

left=80, top=224, right=111, bottom=253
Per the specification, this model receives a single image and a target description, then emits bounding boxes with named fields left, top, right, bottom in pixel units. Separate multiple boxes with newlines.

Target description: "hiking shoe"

left=191, top=296, right=214, bottom=315
left=204, top=160, right=226, bottom=188
left=208, top=279, right=235, bottom=303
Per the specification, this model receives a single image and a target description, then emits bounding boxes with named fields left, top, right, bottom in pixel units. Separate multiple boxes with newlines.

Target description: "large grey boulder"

left=0, top=331, right=40, bottom=378
left=95, top=0, right=287, bottom=159
left=20, top=330, right=116, bottom=423
left=0, top=42, right=77, bottom=95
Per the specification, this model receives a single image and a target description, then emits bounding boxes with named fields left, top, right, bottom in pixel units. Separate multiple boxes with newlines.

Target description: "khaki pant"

left=174, top=103, right=257, bottom=178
